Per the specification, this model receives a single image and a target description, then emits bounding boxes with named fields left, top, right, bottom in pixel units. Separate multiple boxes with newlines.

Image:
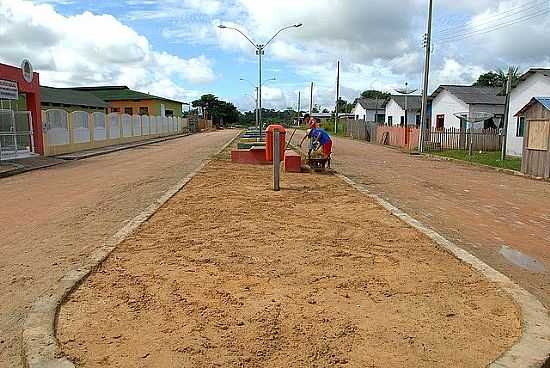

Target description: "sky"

left=1, top=0, right=550, bottom=112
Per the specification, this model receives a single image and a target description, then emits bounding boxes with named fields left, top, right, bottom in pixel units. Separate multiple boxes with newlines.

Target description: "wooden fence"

left=424, top=128, right=502, bottom=152
left=343, top=119, right=378, bottom=142
left=339, top=120, right=502, bottom=153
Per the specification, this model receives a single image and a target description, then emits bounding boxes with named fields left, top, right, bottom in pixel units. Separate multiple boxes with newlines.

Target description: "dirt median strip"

left=21, top=131, right=241, bottom=368
left=56, top=158, right=523, bottom=368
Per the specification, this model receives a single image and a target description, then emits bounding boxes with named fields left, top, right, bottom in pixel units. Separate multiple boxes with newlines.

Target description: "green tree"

left=192, top=94, right=240, bottom=126
left=473, top=66, right=521, bottom=88
left=336, top=98, right=354, bottom=113
left=361, top=90, right=390, bottom=100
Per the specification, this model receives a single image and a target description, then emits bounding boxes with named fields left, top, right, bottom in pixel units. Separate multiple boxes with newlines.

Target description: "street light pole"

left=258, top=45, right=263, bottom=136
left=219, top=23, right=302, bottom=140
left=395, top=82, right=417, bottom=126
left=240, top=77, right=275, bottom=130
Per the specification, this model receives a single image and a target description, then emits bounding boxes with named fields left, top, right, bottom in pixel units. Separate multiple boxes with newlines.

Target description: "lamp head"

left=294, top=23, right=303, bottom=27
left=218, top=25, right=227, bottom=29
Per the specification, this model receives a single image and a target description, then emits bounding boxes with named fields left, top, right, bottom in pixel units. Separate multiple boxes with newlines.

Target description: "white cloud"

left=0, top=0, right=215, bottom=102
left=218, top=0, right=550, bottom=110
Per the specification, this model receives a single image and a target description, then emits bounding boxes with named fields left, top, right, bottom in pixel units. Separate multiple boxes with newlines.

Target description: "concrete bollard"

left=273, top=130, right=280, bottom=191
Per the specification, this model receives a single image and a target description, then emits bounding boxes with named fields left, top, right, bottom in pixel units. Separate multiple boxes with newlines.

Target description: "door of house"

left=436, top=114, right=445, bottom=130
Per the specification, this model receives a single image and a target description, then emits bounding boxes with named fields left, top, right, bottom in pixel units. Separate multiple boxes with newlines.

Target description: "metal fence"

left=0, top=109, right=34, bottom=160
left=42, top=109, right=190, bottom=155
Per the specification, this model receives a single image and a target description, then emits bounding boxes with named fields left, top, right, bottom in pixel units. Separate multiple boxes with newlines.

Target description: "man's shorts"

left=323, top=140, right=333, bottom=156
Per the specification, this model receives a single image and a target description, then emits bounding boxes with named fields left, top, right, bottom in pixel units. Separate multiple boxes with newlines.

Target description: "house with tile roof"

left=73, top=86, right=185, bottom=117
left=430, top=85, right=505, bottom=130
left=384, top=95, right=422, bottom=126
left=350, top=98, right=386, bottom=123
left=506, top=68, right=550, bottom=157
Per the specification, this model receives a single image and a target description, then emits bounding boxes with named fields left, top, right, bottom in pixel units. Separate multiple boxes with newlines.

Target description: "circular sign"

left=21, top=59, right=33, bottom=83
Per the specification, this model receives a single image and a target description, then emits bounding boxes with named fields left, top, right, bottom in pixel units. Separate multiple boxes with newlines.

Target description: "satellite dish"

left=21, top=59, right=33, bottom=83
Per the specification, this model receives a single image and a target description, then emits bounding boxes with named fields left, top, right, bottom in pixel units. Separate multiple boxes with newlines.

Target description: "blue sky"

left=2, top=0, right=550, bottom=111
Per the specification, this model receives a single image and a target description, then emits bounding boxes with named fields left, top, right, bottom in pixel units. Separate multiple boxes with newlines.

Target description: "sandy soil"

left=0, top=130, right=236, bottom=368
left=57, top=156, right=521, bottom=367
left=291, top=135, right=550, bottom=307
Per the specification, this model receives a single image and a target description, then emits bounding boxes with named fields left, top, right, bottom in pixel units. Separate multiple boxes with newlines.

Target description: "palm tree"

left=496, top=66, right=520, bottom=88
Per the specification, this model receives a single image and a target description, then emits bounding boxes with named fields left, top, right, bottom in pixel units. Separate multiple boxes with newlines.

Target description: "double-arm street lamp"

left=219, top=23, right=302, bottom=140
left=240, top=77, right=276, bottom=130
left=395, top=82, right=418, bottom=127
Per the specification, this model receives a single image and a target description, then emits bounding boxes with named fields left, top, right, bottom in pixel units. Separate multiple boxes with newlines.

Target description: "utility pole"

left=335, top=61, right=340, bottom=134
left=419, top=0, right=433, bottom=153
left=501, top=68, right=513, bottom=161
left=297, top=91, right=301, bottom=126
left=309, top=82, right=314, bottom=115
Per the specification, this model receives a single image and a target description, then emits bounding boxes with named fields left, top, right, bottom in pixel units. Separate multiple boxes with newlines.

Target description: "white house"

left=351, top=98, right=386, bottom=122
left=385, top=95, right=422, bottom=126
left=506, top=69, right=550, bottom=157
left=430, top=85, right=505, bottom=130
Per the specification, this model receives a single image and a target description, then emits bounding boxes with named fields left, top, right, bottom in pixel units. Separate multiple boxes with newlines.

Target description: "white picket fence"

left=43, top=110, right=189, bottom=152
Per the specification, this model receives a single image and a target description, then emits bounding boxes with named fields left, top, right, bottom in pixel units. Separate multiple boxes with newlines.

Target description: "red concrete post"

left=26, top=79, right=44, bottom=154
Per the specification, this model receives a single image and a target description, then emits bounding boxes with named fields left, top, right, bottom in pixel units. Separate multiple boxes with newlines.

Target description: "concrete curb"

left=420, top=152, right=550, bottom=183
left=22, top=131, right=240, bottom=368
left=0, top=161, right=63, bottom=179
left=337, top=173, right=550, bottom=368
left=55, top=132, right=193, bottom=161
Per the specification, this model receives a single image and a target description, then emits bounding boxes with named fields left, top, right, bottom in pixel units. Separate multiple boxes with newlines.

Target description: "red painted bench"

left=231, top=147, right=270, bottom=165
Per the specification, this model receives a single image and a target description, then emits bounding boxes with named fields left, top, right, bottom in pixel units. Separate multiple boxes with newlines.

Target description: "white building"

left=430, top=85, right=505, bottom=130
left=506, top=69, right=550, bottom=157
left=385, top=95, right=422, bottom=126
left=351, top=98, right=386, bottom=122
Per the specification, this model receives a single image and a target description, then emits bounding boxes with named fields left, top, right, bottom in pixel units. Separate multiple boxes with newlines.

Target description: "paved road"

left=0, top=130, right=236, bottom=368
left=321, top=136, right=550, bottom=308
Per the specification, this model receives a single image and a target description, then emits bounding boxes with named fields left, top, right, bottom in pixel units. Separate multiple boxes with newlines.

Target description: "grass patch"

left=433, top=150, right=521, bottom=171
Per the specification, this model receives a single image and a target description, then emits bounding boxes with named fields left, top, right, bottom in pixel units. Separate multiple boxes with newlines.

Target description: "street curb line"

left=1, top=133, right=197, bottom=180
left=22, top=131, right=240, bottom=368
left=55, top=132, right=193, bottom=161
left=420, top=152, right=550, bottom=182
left=337, top=173, right=550, bottom=368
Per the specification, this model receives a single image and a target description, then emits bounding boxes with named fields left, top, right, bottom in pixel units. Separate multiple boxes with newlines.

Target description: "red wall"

left=377, top=126, right=419, bottom=150
left=0, top=63, right=44, bottom=154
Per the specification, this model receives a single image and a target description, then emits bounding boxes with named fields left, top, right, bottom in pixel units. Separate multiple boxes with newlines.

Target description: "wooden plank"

left=527, top=120, right=550, bottom=150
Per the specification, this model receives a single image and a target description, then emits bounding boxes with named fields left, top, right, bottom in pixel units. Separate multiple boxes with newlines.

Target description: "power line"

left=436, top=7, right=550, bottom=42
left=434, top=0, right=549, bottom=36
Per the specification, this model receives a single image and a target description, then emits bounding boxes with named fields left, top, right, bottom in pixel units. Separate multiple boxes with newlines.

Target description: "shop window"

left=165, top=110, right=174, bottom=117
left=124, top=107, right=133, bottom=115
left=139, top=107, right=149, bottom=116
left=517, top=116, right=525, bottom=137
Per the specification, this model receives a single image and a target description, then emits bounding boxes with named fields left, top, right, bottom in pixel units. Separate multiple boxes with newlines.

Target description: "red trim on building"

left=0, top=62, right=44, bottom=155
